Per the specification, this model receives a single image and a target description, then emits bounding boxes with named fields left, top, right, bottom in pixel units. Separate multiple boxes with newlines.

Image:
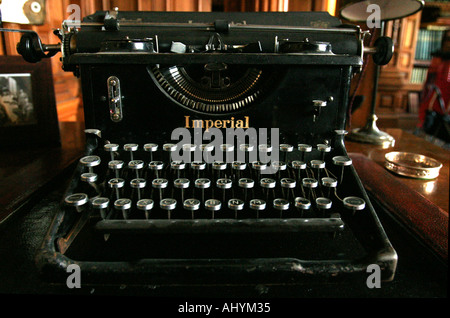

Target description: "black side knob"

left=373, top=36, right=394, bottom=65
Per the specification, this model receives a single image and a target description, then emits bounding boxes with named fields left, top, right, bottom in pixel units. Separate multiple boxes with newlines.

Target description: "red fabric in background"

left=418, top=56, right=450, bottom=127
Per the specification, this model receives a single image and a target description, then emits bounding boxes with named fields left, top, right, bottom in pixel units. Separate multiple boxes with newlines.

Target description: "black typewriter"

left=13, top=10, right=398, bottom=287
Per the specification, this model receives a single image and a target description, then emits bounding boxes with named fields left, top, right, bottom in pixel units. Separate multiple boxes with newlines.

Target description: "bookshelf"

left=376, top=1, right=449, bottom=117
left=411, top=24, right=448, bottom=85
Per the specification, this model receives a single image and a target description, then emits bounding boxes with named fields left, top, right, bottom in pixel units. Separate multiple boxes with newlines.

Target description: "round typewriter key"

left=191, top=161, right=206, bottom=179
left=130, top=178, right=147, bottom=200
left=298, top=144, right=312, bottom=163
left=271, top=160, right=287, bottom=171
left=182, top=144, right=197, bottom=163
left=109, top=160, right=124, bottom=178
left=148, top=161, right=164, bottom=178
left=316, top=197, right=332, bottom=209
left=217, top=178, right=232, bottom=204
left=80, top=155, right=101, bottom=167
left=273, top=198, right=290, bottom=217
left=191, top=161, right=206, bottom=170
left=332, top=156, right=353, bottom=184
left=252, top=161, right=267, bottom=171
left=310, top=159, right=326, bottom=169
left=123, top=143, right=139, bottom=161
left=91, top=197, right=109, bottom=219
left=302, top=178, right=318, bottom=188
left=212, top=161, right=227, bottom=179
left=152, top=178, right=168, bottom=201
left=250, top=199, right=266, bottom=210
left=220, top=143, right=234, bottom=152
left=250, top=199, right=266, bottom=218
left=216, top=178, right=232, bottom=189
left=260, top=177, right=276, bottom=203
left=171, top=160, right=186, bottom=178
left=252, top=161, right=267, bottom=181
left=258, top=144, right=272, bottom=163
left=298, top=144, right=312, bottom=152
left=295, top=197, right=311, bottom=211
left=239, top=144, right=254, bottom=152
left=332, top=156, right=353, bottom=166
left=239, top=178, right=254, bottom=188
left=65, top=193, right=89, bottom=210
left=108, top=178, right=125, bottom=188
left=163, top=143, right=177, bottom=163
left=302, top=177, right=318, bottom=201
left=80, top=155, right=101, bottom=174
left=317, top=143, right=331, bottom=161
left=205, top=199, right=221, bottom=219
left=232, top=161, right=246, bottom=170
left=212, top=161, right=227, bottom=170
left=260, top=178, right=276, bottom=188
left=80, top=173, right=100, bottom=195
left=195, top=178, right=211, bottom=188
left=195, top=178, right=211, bottom=203
left=114, top=198, right=132, bottom=220
left=271, top=160, right=287, bottom=179
left=311, top=159, right=326, bottom=180
left=174, top=178, right=190, bottom=202
left=240, top=144, right=254, bottom=163
left=160, top=198, right=177, bottom=219
left=104, top=143, right=119, bottom=161
left=280, top=178, right=296, bottom=188
left=292, top=160, right=307, bottom=170
left=108, top=178, right=125, bottom=200
left=200, top=144, right=214, bottom=152
left=137, top=198, right=154, bottom=219
left=81, top=172, right=98, bottom=183
left=182, top=143, right=197, bottom=152
left=183, top=198, right=200, bottom=219
left=343, top=196, right=366, bottom=215
left=200, top=143, right=214, bottom=164
left=258, top=144, right=272, bottom=152
left=238, top=178, right=254, bottom=203
left=220, top=144, right=234, bottom=163
left=143, top=143, right=158, bottom=162
left=231, top=161, right=246, bottom=181
left=174, top=178, right=190, bottom=188
left=228, top=198, right=244, bottom=219
left=129, top=159, right=145, bottom=179
left=316, top=197, right=332, bottom=217
left=291, top=160, right=306, bottom=181
left=279, top=144, right=293, bottom=162
left=322, top=177, right=338, bottom=198
left=281, top=178, right=296, bottom=202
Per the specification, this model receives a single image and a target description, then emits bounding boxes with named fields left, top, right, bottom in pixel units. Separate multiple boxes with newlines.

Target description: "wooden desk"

left=346, top=128, right=449, bottom=261
left=346, top=128, right=449, bottom=213
left=0, top=121, right=85, bottom=224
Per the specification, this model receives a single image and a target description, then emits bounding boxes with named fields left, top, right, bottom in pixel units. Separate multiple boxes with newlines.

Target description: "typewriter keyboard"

left=65, top=140, right=367, bottom=234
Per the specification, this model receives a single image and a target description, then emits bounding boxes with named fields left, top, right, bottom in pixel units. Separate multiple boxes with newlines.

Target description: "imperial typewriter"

left=12, top=9, right=398, bottom=288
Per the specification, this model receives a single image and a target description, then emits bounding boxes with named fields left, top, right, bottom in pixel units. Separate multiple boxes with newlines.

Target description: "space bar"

left=95, top=216, right=345, bottom=234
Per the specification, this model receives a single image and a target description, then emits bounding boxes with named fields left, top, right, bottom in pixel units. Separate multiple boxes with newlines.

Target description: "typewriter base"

left=0, top=180, right=446, bottom=297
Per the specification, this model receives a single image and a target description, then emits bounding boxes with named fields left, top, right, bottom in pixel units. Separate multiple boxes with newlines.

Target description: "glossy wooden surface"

left=0, top=121, right=85, bottom=224
left=346, top=128, right=449, bottom=214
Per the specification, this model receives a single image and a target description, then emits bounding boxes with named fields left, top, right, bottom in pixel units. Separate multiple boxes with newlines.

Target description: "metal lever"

left=0, top=28, right=60, bottom=63
left=107, top=76, right=123, bottom=122
left=312, top=100, right=327, bottom=122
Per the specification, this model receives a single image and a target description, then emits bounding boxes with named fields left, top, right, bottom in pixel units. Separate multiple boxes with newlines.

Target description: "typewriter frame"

left=34, top=11, right=397, bottom=287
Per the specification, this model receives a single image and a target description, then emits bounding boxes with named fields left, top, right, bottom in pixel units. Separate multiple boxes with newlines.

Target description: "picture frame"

left=0, top=55, right=60, bottom=148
